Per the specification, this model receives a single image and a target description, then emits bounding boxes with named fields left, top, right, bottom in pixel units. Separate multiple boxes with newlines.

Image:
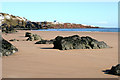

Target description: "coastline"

left=2, top=30, right=118, bottom=78
left=32, top=28, right=118, bottom=32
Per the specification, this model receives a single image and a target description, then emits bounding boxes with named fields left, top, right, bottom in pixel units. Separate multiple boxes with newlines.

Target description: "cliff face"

left=45, top=22, right=99, bottom=29
left=0, top=13, right=99, bottom=31
left=0, top=13, right=27, bottom=28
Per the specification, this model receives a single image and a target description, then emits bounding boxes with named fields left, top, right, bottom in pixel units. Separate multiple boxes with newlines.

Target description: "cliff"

left=0, top=13, right=99, bottom=32
left=0, top=13, right=27, bottom=28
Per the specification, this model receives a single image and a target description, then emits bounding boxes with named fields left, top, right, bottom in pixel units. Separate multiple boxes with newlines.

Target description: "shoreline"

left=31, top=28, right=118, bottom=32
left=2, top=30, right=118, bottom=78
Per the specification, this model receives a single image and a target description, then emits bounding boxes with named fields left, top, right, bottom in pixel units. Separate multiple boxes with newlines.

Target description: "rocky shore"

left=2, top=30, right=118, bottom=78
left=34, top=33, right=109, bottom=50
left=2, top=38, right=18, bottom=56
left=104, top=64, right=120, bottom=76
left=2, top=31, right=110, bottom=57
left=0, top=13, right=99, bottom=34
left=0, top=12, right=118, bottom=78
left=53, top=35, right=109, bottom=50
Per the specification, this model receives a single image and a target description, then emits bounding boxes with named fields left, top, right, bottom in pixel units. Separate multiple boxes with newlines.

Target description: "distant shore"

left=2, top=30, right=118, bottom=78
left=32, top=28, right=118, bottom=32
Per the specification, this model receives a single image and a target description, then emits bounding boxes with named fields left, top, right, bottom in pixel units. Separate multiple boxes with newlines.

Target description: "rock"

left=53, top=36, right=63, bottom=49
left=26, top=36, right=34, bottom=41
left=25, top=32, right=32, bottom=37
left=35, top=39, right=55, bottom=44
left=9, top=39, right=19, bottom=41
left=26, top=33, right=42, bottom=41
left=107, top=64, right=120, bottom=76
left=53, top=35, right=109, bottom=50
left=2, top=38, right=18, bottom=56
left=90, top=41, right=99, bottom=49
left=97, top=41, right=109, bottom=49
left=2, top=26, right=18, bottom=34
left=33, top=34, right=42, bottom=41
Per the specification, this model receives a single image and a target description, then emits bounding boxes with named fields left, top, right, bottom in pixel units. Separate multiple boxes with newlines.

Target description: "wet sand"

left=2, top=30, right=118, bottom=78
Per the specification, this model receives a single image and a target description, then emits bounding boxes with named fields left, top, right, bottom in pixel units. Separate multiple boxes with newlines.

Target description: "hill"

left=0, top=13, right=99, bottom=33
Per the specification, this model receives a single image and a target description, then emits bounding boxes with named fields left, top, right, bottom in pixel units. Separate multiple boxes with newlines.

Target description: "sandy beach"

left=2, top=30, right=118, bottom=78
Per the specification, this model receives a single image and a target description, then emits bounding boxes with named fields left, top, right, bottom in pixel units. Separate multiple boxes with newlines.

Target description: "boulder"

left=9, top=39, right=19, bottom=41
left=25, top=32, right=32, bottom=37
left=33, top=34, right=42, bottom=41
left=2, top=38, right=18, bottom=56
left=53, top=36, right=63, bottom=49
left=107, top=64, right=120, bottom=76
left=53, top=35, right=109, bottom=50
left=26, top=36, right=34, bottom=41
left=26, top=32, right=42, bottom=41
left=2, top=26, right=18, bottom=34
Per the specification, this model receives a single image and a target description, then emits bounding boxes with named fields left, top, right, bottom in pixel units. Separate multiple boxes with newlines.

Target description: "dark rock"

left=25, top=32, right=32, bottom=37
left=107, top=64, right=120, bottom=76
left=9, top=39, right=19, bottom=41
left=33, top=34, right=42, bottom=41
left=26, top=36, right=34, bottom=41
left=53, top=35, right=109, bottom=50
left=26, top=33, right=42, bottom=41
left=2, top=38, right=18, bottom=56
left=53, top=36, right=63, bottom=49
left=97, top=41, right=109, bottom=49
left=2, top=25, right=18, bottom=34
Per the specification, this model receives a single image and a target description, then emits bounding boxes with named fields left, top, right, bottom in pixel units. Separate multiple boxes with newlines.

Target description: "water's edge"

left=33, top=28, right=119, bottom=32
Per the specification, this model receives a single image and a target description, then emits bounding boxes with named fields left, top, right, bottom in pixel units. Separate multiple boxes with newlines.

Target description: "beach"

left=2, top=30, right=118, bottom=78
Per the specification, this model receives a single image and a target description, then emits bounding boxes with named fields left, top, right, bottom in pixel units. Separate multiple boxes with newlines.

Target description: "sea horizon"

left=33, top=28, right=119, bottom=32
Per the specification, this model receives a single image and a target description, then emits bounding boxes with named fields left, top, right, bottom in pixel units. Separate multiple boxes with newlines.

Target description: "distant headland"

left=0, top=13, right=99, bottom=31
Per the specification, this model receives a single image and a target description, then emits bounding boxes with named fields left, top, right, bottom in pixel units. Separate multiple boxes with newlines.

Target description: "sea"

left=34, top=28, right=119, bottom=32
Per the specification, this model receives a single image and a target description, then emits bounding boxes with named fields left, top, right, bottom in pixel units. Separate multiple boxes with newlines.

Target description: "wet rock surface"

left=1, top=38, right=18, bottom=56
left=53, top=35, right=109, bottom=50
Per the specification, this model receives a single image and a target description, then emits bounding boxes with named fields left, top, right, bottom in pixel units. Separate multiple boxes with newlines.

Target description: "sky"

left=0, top=0, right=119, bottom=2
left=0, top=2, right=118, bottom=28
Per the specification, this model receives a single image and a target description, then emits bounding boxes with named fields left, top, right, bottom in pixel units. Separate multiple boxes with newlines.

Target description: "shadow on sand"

left=102, top=69, right=119, bottom=76
left=40, top=47, right=54, bottom=49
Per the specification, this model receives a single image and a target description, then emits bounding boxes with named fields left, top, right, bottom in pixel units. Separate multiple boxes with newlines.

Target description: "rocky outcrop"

left=25, top=32, right=42, bottom=41
left=25, top=32, right=32, bottom=37
left=2, top=38, right=18, bottom=56
left=0, top=13, right=27, bottom=28
left=2, top=24, right=18, bottom=33
left=0, top=13, right=100, bottom=32
left=35, top=39, right=55, bottom=44
left=0, top=13, right=27, bottom=33
left=0, top=13, right=41, bottom=33
left=47, top=22, right=99, bottom=29
left=53, top=35, right=109, bottom=50
left=9, top=39, right=19, bottom=41
left=106, top=64, right=120, bottom=76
